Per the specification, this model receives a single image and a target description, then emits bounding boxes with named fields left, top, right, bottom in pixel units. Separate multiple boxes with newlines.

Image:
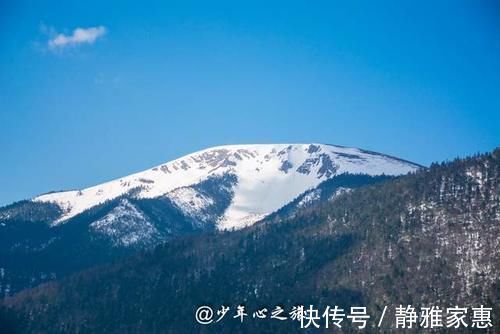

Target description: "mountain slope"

left=0, top=144, right=419, bottom=297
left=264, top=173, right=394, bottom=222
left=2, top=149, right=497, bottom=333
left=0, top=174, right=235, bottom=297
left=33, top=143, right=420, bottom=229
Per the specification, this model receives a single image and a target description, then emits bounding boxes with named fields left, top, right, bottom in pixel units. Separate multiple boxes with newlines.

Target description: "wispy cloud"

left=47, top=26, right=107, bottom=50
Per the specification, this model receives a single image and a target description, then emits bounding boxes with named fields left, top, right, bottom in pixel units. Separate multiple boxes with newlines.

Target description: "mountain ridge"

left=0, top=143, right=420, bottom=298
left=2, top=149, right=497, bottom=333
left=33, top=143, right=420, bottom=229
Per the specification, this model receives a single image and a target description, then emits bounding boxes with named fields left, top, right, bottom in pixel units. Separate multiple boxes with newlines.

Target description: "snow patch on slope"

left=329, top=187, right=352, bottom=200
left=167, top=187, right=214, bottom=221
left=90, top=199, right=160, bottom=247
left=297, top=189, right=322, bottom=208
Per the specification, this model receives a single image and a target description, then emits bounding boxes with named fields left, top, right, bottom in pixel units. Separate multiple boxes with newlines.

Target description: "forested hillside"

left=1, top=149, right=498, bottom=333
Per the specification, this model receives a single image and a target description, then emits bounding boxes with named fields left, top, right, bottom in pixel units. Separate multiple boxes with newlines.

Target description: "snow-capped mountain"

left=0, top=143, right=421, bottom=297
left=35, top=144, right=420, bottom=230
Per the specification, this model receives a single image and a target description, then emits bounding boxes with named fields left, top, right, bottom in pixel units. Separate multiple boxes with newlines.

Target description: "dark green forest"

left=1, top=149, right=499, bottom=333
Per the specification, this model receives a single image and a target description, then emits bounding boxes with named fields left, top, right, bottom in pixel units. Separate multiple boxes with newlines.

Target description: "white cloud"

left=48, top=26, right=107, bottom=50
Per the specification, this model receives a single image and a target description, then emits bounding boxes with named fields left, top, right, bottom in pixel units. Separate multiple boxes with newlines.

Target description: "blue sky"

left=0, top=1, right=499, bottom=206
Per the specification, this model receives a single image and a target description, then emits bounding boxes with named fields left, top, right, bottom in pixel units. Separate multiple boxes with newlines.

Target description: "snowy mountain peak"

left=34, top=144, right=421, bottom=229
